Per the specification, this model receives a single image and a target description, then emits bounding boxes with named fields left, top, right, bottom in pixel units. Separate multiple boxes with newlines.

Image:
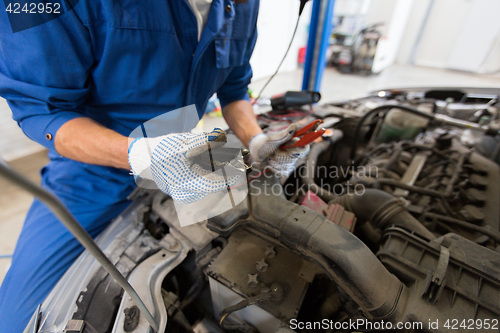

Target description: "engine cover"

left=378, top=226, right=500, bottom=331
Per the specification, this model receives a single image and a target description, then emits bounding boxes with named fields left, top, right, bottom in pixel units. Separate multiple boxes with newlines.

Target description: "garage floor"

left=1, top=64, right=500, bottom=286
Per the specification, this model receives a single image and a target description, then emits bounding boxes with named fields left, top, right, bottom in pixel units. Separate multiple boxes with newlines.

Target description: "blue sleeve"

left=217, top=23, right=258, bottom=110
left=0, top=9, right=93, bottom=150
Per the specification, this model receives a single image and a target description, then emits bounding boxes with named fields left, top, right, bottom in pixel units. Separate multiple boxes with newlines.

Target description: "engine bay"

left=41, top=88, right=500, bottom=333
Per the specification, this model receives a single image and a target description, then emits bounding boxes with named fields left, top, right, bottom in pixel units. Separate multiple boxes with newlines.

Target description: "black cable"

left=424, top=212, right=500, bottom=244
left=372, top=178, right=447, bottom=198
left=257, top=13, right=302, bottom=98
left=350, top=104, right=435, bottom=161
left=219, top=300, right=248, bottom=326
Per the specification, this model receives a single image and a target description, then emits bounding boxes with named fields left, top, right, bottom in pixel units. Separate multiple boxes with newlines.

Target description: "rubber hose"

left=330, top=189, right=435, bottom=240
left=303, top=130, right=343, bottom=202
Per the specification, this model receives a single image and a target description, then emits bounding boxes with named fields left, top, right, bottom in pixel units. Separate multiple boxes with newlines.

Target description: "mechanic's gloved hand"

left=128, top=128, right=239, bottom=204
left=249, top=124, right=310, bottom=177
left=267, top=140, right=310, bottom=177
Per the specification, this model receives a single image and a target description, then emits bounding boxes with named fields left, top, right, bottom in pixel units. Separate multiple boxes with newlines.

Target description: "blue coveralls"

left=0, top=0, right=259, bottom=331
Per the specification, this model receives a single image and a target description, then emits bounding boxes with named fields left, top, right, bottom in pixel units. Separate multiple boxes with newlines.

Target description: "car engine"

left=32, top=88, right=500, bottom=333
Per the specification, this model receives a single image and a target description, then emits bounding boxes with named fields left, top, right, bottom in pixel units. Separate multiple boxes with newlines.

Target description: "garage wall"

left=250, top=1, right=311, bottom=81
left=363, top=0, right=397, bottom=37
left=359, top=0, right=413, bottom=73
left=412, top=0, right=473, bottom=69
left=478, top=33, right=500, bottom=74
left=397, top=0, right=500, bottom=73
left=446, top=0, right=500, bottom=72
left=252, top=0, right=500, bottom=79
left=368, top=0, right=413, bottom=73
left=395, top=0, right=432, bottom=65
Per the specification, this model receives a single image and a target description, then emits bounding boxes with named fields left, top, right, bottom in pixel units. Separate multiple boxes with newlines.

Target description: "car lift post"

left=302, top=0, right=335, bottom=92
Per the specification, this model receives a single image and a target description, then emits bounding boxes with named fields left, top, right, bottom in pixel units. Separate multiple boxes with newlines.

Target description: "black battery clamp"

left=270, top=91, right=321, bottom=110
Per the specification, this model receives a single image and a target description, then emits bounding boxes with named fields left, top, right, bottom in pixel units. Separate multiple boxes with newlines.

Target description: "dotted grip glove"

left=249, top=124, right=310, bottom=177
left=128, top=129, right=239, bottom=204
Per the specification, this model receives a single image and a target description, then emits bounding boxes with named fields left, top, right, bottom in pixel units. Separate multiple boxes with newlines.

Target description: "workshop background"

left=1, top=0, right=500, bottom=286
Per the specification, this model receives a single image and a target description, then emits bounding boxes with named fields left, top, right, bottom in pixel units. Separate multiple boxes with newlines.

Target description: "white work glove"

left=248, top=124, right=310, bottom=177
left=128, top=128, right=240, bottom=204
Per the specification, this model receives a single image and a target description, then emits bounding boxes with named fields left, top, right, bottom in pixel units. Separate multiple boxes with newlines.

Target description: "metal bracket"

left=64, top=319, right=85, bottom=333
left=422, top=245, right=450, bottom=303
